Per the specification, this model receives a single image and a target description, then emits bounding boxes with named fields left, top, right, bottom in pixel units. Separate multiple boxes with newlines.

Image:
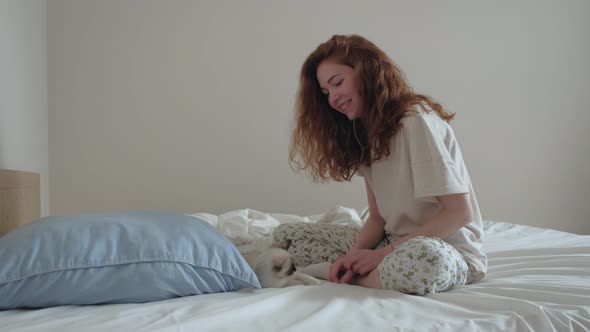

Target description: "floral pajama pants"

left=273, top=223, right=473, bottom=295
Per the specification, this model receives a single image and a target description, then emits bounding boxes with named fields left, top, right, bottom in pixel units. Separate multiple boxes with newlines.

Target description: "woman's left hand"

left=344, top=248, right=389, bottom=276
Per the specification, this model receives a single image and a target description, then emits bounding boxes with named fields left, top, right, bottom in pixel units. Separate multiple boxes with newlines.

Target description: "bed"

left=1, top=170, right=589, bottom=332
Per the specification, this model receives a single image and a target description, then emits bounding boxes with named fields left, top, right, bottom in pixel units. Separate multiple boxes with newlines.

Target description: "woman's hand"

left=344, top=248, right=389, bottom=276
left=329, top=247, right=390, bottom=284
left=329, top=256, right=356, bottom=283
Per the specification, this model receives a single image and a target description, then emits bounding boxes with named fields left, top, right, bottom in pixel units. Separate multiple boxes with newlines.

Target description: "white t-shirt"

left=359, top=108, right=487, bottom=281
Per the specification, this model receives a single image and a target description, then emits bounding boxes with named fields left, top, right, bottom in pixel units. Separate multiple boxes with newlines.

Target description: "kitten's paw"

left=296, top=272, right=322, bottom=285
left=302, top=262, right=331, bottom=280
left=303, top=277, right=322, bottom=286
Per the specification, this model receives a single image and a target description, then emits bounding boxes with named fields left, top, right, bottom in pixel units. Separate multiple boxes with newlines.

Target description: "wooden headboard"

left=0, top=169, right=41, bottom=237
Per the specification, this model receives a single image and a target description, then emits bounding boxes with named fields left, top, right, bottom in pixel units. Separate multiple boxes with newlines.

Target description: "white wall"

left=1, top=0, right=49, bottom=216
left=48, top=0, right=590, bottom=234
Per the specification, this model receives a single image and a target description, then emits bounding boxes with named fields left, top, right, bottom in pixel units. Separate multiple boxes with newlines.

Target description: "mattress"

left=2, top=207, right=589, bottom=332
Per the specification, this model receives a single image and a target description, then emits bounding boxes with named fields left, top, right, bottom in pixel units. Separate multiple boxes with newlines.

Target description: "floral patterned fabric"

left=273, top=223, right=471, bottom=295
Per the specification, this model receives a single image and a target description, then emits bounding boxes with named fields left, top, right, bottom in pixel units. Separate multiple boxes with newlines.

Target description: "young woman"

left=274, top=34, right=486, bottom=295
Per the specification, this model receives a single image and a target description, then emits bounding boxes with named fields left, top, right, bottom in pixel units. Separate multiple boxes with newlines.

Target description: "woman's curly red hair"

left=289, top=34, right=455, bottom=182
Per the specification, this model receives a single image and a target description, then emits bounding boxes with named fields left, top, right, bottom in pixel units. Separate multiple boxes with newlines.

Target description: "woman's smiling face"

left=316, top=60, right=362, bottom=120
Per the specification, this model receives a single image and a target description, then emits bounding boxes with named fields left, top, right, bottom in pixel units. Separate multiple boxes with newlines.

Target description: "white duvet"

left=2, top=207, right=589, bottom=332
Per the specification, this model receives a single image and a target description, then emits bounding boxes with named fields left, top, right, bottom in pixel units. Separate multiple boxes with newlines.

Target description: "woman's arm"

left=329, top=179, right=386, bottom=282
left=376, top=193, right=474, bottom=256
left=343, top=193, right=474, bottom=277
left=350, top=179, right=387, bottom=250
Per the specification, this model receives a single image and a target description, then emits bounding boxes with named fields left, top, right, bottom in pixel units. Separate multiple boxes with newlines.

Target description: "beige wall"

left=48, top=0, right=590, bottom=234
left=1, top=0, right=49, bottom=216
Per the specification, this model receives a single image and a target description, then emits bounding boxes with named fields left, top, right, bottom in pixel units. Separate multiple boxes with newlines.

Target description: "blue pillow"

left=0, top=210, right=260, bottom=309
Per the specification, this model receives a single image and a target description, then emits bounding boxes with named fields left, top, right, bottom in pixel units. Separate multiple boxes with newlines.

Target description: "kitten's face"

left=270, top=249, right=296, bottom=277
left=244, top=242, right=321, bottom=288
left=252, top=247, right=297, bottom=288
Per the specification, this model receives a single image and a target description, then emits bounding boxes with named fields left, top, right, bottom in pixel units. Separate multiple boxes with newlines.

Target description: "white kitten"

left=241, top=240, right=321, bottom=288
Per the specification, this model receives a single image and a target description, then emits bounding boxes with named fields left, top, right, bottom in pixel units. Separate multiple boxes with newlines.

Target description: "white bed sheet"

left=2, top=207, right=589, bottom=332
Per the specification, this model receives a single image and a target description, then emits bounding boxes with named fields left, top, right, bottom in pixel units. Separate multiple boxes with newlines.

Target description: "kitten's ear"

left=271, top=253, right=290, bottom=267
left=272, top=239, right=291, bottom=249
